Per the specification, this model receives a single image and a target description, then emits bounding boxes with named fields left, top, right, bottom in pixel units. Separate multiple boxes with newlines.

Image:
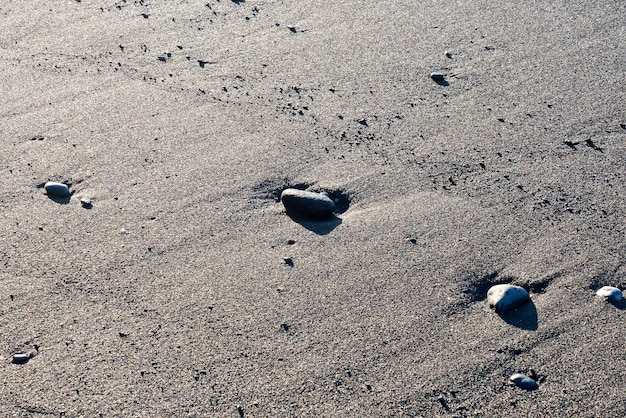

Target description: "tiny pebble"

left=80, top=197, right=92, bottom=208
left=430, top=71, right=445, bottom=80
left=596, top=286, right=623, bottom=302
left=12, top=353, right=30, bottom=364
left=487, top=284, right=530, bottom=313
left=509, top=373, right=538, bottom=390
left=281, top=188, right=336, bottom=219
left=44, top=181, right=70, bottom=198
left=282, top=257, right=294, bottom=266
left=287, top=25, right=297, bottom=33
left=445, top=51, right=452, bottom=58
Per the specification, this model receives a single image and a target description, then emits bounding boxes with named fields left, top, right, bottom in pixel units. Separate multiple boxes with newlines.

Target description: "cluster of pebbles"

left=278, top=188, right=625, bottom=394
left=485, top=282, right=624, bottom=391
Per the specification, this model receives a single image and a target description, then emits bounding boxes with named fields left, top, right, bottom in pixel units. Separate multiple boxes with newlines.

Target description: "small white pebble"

left=596, top=286, right=623, bottom=302
left=510, top=373, right=538, bottom=390
left=487, top=284, right=530, bottom=313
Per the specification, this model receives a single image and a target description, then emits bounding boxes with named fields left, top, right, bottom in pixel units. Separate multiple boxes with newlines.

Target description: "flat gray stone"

left=596, top=286, right=623, bottom=302
left=44, top=181, right=70, bottom=198
left=281, top=189, right=335, bottom=219
left=509, top=373, right=538, bottom=390
left=487, top=284, right=530, bottom=313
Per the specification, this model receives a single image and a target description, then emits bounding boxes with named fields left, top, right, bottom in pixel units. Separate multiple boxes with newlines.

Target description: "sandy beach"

left=1, top=1, right=625, bottom=416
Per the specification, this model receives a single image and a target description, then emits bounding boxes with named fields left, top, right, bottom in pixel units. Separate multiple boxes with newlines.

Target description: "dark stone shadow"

left=46, top=194, right=71, bottom=204
left=498, top=300, right=538, bottom=331
left=286, top=211, right=342, bottom=235
left=607, top=298, right=626, bottom=310
left=434, top=78, right=449, bottom=87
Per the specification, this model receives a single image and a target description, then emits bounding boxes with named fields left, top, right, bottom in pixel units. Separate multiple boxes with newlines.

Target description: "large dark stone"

left=280, top=188, right=336, bottom=219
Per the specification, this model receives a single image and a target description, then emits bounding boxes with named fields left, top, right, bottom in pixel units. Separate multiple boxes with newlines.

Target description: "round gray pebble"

left=509, top=373, right=538, bottom=390
left=487, top=284, right=530, bottom=313
left=596, top=286, right=623, bottom=302
left=280, top=188, right=336, bottom=219
left=44, top=181, right=70, bottom=198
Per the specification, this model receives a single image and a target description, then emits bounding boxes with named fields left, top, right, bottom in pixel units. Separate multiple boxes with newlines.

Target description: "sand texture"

left=1, top=1, right=625, bottom=416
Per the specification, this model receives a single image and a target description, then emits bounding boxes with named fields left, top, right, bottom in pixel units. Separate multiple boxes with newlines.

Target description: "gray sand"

left=1, top=1, right=625, bottom=416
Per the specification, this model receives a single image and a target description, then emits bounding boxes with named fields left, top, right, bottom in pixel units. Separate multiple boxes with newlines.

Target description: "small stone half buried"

left=280, top=188, right=335, bottom=219
left=509, top=373, right=538, bottom=390
left=487, top=284, right=530, bottom=313
left=430, top=71, right=445, bottom=80
left=12, top=353, right=30, bottom=364
left=44, top=181, right=70, bottom=198
left=596, top=286, right=623, bottom=302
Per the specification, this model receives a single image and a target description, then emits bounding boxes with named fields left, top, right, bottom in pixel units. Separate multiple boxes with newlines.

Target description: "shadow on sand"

left=46, top=194, right=71, bottom=204
left=498, top=300, right=538, bottom=331
left=286, top=211, right=342, bottom=235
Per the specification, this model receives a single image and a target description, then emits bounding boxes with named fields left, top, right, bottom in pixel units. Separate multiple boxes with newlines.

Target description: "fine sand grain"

left=1, top=1, right=625, bottom=416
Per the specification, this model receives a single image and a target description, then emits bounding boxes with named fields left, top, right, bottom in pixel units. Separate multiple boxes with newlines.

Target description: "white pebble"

left=509, top=373, right=538, bottom=390
left=596, top=286, right=623, bottom=302
left=487, top=284, right=530, bottom=313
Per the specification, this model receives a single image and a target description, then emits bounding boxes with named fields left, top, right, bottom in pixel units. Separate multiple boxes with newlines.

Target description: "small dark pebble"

left=12, top=353, right=30, bottom=364
left=430, top=71, right=445, bottom=80
left=282, top=257, right=294, bottom=267
left=80, top=197, right=92, bottom=208
left=287, top=239, right=296, bottom=245
left=498, top=117, right=505, bottom=122
left=287, top=25, right=297, bottom=33
left=281, top=323, right=290, bottom=332
left=237, top=405, right=245, bottom=417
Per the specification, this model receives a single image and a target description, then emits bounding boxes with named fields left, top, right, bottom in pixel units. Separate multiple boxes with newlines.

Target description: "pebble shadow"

left=498, top=300, right=538, bottom=331
left=606, top=298, right=626, bottom=310
left=286, top=211, right=342, bottom=235
left=46, top=194, right=71, bottom=204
